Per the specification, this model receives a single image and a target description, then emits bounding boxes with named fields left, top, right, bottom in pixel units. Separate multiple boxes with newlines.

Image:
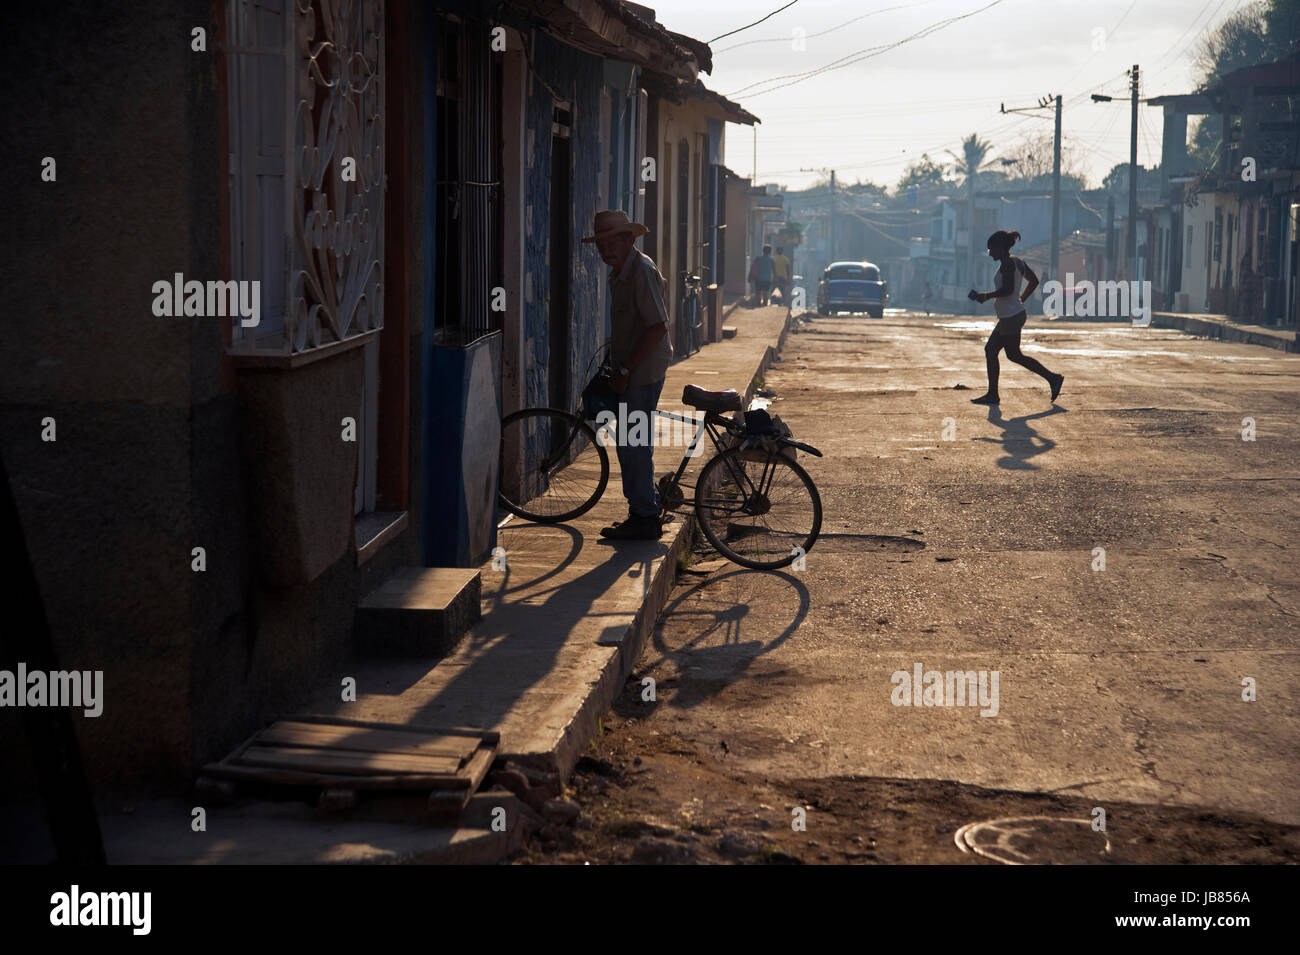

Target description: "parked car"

left=817, top=261, right=887, bottom=318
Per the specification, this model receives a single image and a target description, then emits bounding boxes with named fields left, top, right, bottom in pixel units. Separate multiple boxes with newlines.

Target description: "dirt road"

left=516, top=308, right=1300, bottom=864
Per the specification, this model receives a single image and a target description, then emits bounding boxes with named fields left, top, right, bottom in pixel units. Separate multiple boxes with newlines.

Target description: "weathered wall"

left=1, top=2, right=213, bottom=794
left=1, top=0, right=428, bottom=800
left=519, top=30, right=608, bottom=412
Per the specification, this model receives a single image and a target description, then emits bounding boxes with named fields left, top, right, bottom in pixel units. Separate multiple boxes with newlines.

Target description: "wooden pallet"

left=199, top=715, right=499, bottom=812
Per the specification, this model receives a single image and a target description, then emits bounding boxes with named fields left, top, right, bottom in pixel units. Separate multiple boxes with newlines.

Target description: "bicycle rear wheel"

left=499, top=408, right=609, bottom=523
left=694, top=446, right=821, bottom=569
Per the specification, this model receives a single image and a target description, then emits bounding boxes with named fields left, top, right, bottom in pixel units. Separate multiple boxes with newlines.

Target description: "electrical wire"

left=714, top=1, right=941, bottom=54
left=724, top=0, right=1007, bottom=99
left=708, top=1, right=801, bottom=45
left=1057, top=0, right=1139, bottom=92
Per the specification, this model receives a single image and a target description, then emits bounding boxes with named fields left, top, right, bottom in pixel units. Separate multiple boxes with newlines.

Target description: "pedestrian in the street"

left=754, top=245, right=775, bottom=307
left=773, top=246, right=792, bottom=305
left=922, top=281, right=933, bottom=316
left=968, top=230, right=1063, bottom=405
left=583, top=209, right=674, bottom=541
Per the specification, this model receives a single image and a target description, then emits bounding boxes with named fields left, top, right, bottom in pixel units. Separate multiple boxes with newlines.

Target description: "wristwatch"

left=618, top=365, right=630, bottom=377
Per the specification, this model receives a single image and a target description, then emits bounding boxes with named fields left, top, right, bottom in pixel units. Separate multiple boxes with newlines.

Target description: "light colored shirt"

left=609, top=249, right=673, bottom=388
left=773, top=254, right=791, bottom=280
left=993, top=256, right=1028, bottom=320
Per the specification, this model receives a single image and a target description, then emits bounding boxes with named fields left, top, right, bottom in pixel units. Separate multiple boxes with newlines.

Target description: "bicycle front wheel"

left=694, top=446, right=822, bottom=569
left=499, top=408, right=609, bottom=523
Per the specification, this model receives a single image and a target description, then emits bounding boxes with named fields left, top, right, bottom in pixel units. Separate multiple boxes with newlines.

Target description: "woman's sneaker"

left=1049, top=373, right=1064, bottom=401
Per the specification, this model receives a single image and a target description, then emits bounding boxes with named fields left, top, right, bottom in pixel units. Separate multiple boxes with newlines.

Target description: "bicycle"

left=498, top=362, right=824, bottom=570
left=677, top=269, right=706, bottom=358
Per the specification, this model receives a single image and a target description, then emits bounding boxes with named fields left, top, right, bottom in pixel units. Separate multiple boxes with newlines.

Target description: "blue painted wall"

left=419, top=10, right=637, bottom=557
left=518, top=30, right=608, bottom=412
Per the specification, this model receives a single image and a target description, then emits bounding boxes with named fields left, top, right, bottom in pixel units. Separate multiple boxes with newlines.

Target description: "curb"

left=1151, top=313, right=1298, bottom=353
left=500, top=305, right=793, bottom=787
left=1003, top=310, right=1297, bottom=354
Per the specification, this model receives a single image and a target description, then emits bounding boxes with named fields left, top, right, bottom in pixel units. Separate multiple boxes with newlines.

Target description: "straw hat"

left=581, top=209, right=650, bottom=243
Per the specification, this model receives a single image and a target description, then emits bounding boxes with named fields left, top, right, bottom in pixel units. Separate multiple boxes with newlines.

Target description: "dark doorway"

left=549, top=109, right=571, bottom=411
left=433, top=22, right=462, bottom=343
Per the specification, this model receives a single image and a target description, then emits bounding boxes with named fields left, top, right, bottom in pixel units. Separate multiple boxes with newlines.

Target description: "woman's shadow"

left=973, top=404, right=1066, bottom=470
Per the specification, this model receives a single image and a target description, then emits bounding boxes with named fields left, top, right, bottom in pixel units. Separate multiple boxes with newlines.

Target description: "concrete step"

left=354, top=567, right=481, bottom=658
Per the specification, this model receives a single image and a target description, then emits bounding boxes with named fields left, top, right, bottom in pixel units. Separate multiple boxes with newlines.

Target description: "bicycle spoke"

left=499, top=409, right=609, bottom=522
left=694, top=448, right=821, bottom=569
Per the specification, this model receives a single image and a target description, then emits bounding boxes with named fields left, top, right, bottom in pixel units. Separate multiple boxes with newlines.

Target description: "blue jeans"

left=615, top=378, right=664, bottom=518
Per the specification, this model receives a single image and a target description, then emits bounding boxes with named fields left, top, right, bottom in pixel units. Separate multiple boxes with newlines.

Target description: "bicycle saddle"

left=682, top=384, right=742, bottom=412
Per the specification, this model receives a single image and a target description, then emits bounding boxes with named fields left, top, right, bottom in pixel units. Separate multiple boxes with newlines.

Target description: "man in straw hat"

left=583, top=209, right=674, bottom=540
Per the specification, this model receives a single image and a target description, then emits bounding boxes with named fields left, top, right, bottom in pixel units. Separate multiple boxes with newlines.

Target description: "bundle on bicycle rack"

left=741, top=408, right=797, bottom=461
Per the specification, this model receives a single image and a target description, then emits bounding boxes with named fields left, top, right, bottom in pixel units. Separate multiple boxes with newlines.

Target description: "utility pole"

left=1105, top=193, right=1115, bottom=275
left=830, top=170, right=837, bottom=262
left=967, top=164, right=977, bottom=313
left=1092, top=66, right=1144, bottom=281
left=1050, top=94, right=1062, bottom=287
left=1128, top=64, right=1140, bottom=282
left=802, top=166, right=837, bottom=267
left=1000, top=95, right=1060, bottom=294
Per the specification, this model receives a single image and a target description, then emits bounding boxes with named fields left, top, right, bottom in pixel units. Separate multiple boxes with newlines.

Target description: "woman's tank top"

left=993, top=256, right=1028, bottom=319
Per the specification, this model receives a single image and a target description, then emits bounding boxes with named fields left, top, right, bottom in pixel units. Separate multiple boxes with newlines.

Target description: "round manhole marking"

left=954, top=816, right=1112, bottom=865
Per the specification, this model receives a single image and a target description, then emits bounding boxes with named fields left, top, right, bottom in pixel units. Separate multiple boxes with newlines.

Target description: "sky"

left=642, top=0, right=1257, bottom=192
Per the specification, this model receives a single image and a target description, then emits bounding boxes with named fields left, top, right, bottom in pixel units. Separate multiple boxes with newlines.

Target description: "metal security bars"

left=226, top=0, right=386, bottom=359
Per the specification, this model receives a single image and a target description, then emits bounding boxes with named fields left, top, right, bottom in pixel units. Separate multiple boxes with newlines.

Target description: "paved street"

left=520, top=306, right=1300, bottom=864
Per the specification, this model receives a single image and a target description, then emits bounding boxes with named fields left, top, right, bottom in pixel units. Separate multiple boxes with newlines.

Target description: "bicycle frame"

left=651, top=408, right=732, bottom=498
left=624, top=407, right=813, bottom=514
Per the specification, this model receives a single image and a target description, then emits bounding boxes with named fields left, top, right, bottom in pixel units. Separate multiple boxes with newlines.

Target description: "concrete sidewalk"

left=300, top=304, right=793, bottom=775
left=1152, top=312, right=1298, bottom=353
left=98, top=303, right=793, bottom=864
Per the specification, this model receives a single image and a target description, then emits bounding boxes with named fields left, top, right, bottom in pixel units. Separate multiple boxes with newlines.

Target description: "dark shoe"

left=599, top=515, right=664, bottom=540
left=970, top=393, right=999, bottom=405
left=1048, top=373, right=1064, bottom=401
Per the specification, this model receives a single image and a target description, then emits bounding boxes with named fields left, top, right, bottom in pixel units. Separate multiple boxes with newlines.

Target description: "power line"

left=1147, top=0, right=1241, bottom=81
left=743, top=65, right=1143, bottom=191
left=708, top=0, right=800, bottom=45
left=1148, top=0, right=1220, bottom=71
left=1058, top=0, right=1139, bottom=92
left=724, top=0, right=1007, bottom=99
left=714, top=1, right=939, bottom=54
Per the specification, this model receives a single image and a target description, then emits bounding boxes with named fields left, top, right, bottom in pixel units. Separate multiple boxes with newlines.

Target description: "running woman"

left=968, top=229, right=1064, bottom=405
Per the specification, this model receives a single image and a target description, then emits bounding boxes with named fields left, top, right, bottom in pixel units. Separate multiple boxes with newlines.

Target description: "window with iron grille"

left=225, top=0, right=385, bottom=357
left=433, top=16, right=502, bottom=347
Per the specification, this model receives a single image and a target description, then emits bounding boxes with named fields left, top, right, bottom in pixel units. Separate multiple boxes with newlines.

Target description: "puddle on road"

left=1020, top=346, right=1276, bottom=360
left=935, top=321, right=1145, bottom=335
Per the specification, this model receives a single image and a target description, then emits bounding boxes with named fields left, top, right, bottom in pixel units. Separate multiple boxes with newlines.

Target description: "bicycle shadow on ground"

left=972, top=403, right=1066, bottom=470
left=612, top=566, right=810, bottom=715
left=483, top=520, right=584, bottom=609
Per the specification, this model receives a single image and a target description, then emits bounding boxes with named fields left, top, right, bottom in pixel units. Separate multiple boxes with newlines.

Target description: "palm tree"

left=947, top=134, right=1000, bottom=312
